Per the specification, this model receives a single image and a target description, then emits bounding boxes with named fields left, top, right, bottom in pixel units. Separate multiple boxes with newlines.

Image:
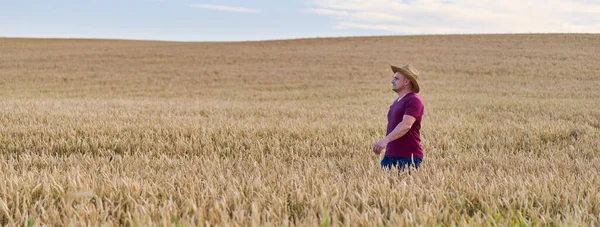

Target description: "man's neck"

left=396, top=90, right=412, bottom=101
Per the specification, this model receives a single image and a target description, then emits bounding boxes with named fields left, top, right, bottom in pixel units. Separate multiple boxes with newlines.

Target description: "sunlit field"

left=1, top=34, right=599, bottom=226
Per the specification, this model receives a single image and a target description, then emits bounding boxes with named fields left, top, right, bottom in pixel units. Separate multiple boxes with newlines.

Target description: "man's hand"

left=373, top=138, right=389, bottom=155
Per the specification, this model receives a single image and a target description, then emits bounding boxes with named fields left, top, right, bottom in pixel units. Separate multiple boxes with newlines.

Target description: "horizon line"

left=1, top=32, right=598, bottom=43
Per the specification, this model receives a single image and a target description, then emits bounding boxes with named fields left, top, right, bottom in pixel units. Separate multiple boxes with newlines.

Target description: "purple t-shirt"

left=385, top=92, right=424, bottom=158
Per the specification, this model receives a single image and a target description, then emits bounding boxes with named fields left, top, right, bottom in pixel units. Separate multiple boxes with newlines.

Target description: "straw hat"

left=391, top=64, right=420, bottom=93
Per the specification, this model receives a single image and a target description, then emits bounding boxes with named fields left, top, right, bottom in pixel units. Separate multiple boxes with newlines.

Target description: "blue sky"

left=2, top=0, right=600, bottom=41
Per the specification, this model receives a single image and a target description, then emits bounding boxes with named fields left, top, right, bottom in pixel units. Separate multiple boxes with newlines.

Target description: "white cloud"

left=306, top=0, right=600, bottom=34
left=190, top=4, right=262, bottom=13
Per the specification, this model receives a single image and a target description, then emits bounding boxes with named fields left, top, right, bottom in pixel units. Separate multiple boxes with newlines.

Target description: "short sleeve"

left=404, top=97, right=424, bottom=118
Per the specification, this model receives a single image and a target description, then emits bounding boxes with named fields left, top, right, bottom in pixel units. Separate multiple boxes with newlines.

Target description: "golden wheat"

left=0, top=34, right=599, bottom=226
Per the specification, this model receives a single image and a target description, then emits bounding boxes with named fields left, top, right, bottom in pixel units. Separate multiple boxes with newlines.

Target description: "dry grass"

left=0, top=34, right=599, bottom=226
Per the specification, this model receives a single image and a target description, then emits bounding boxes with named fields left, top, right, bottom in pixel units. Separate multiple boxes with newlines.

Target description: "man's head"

left=391, top=72, right=413, bottom=93
left=390, top=64, right=420, bottom=93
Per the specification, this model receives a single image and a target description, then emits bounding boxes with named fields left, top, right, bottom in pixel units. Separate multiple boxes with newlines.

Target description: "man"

left=372, top=64, right=424, bottom=171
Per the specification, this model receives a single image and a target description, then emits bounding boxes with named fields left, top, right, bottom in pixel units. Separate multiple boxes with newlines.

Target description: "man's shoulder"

left=406, top=93, right=423, bottom=104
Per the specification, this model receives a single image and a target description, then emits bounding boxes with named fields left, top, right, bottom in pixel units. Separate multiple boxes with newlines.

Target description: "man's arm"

left=373, top=115, right=417, bottom=154
left=384, top=115, right=416, bottom=143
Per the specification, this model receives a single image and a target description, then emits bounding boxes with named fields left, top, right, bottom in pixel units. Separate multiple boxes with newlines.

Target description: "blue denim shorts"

left=380, top=156, right=423, bottom=171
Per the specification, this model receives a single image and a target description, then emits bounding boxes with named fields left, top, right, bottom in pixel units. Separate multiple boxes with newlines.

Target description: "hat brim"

left=391, top=65, right=420, bottom=93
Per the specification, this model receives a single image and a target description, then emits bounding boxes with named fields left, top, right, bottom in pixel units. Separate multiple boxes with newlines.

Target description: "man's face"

left=391, top=72, right=410, bottom=92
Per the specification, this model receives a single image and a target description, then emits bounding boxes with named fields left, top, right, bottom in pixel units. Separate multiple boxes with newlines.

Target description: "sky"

left=2, top=0, right=600, bottom=41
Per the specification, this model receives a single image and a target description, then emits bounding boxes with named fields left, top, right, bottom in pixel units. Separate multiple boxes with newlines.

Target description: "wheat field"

left=1, top=34, right=599, bottom=226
